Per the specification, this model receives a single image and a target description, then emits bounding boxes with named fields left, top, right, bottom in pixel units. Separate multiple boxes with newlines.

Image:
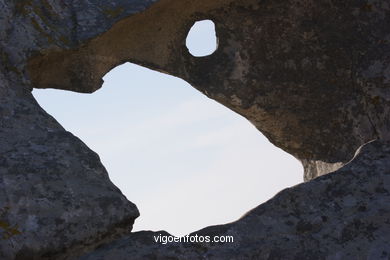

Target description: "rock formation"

left=0, top=0, right=389, bottom=259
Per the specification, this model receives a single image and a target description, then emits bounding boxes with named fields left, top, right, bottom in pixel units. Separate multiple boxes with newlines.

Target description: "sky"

left=32, top=20, right=303, bottom=237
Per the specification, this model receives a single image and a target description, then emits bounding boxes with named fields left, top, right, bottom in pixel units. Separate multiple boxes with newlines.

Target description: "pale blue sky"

left=32, top=20, right=302, bottom=236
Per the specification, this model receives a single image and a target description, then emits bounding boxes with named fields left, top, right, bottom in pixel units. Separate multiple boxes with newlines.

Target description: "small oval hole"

left=186, top=20, right=218, bottom=57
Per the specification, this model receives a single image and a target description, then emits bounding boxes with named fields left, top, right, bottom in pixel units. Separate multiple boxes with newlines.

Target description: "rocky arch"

left=27, top=0, right=384, bottom=180
left=0, top=0, right=389, bottom=259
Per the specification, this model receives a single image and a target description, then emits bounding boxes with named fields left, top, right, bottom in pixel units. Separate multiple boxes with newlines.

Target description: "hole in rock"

left=32, top=63, right=303, bottom=237
left=186, top=19, right=218, bottom=57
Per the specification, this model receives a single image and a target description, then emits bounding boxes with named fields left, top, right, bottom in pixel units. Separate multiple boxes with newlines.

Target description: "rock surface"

left=0, top=71, right=140, bottom=260
left=0, top=0, right=389, bottom=259
left=0, top=1, right=157, bottom=259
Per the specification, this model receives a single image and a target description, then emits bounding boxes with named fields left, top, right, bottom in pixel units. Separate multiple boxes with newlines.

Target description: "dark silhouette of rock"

left=0, top=0, right=389, bottom=259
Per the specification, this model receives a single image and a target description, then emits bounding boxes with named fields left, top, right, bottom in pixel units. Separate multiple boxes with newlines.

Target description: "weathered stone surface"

left=0, top=1, right=160, bottom=259
left=0, top=80, right=141, bottom=259
left=1, top=0, right=389, bottom=259
left=79, top=140, right=390, bottom=260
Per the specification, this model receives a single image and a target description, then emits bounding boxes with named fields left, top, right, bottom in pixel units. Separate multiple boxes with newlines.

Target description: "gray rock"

left=0, top=82, right=139, bottom=259
left=1, top=0, right=390, bottom=259
left=0, top=1, right=160, bottom=259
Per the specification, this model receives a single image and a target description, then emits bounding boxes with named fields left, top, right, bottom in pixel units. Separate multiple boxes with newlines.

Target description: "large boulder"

left=0, top=1, right=159, bottom=259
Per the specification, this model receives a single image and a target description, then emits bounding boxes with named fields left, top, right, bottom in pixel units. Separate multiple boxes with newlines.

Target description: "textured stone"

left=0, top=1, right=159, bottom=259
left=1, top=0, right=390, bottom=259
left=0, top=76, right=141, bottom=260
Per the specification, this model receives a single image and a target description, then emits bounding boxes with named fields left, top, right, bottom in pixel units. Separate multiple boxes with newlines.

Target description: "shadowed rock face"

left=0, top=0, right=389, bottom=259
left=0, top=1, right=155, bottom=259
